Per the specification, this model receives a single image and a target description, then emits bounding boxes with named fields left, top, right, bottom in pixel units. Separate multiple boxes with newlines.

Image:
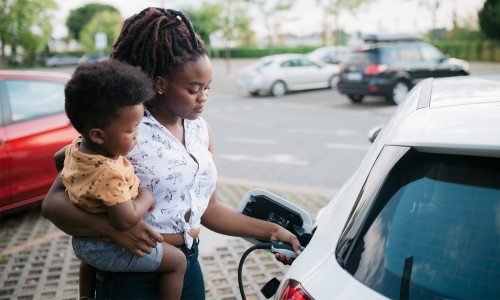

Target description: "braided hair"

left=111, top=7, right=209, bottom=80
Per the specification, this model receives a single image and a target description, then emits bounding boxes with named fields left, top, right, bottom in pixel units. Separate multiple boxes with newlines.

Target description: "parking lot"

left=1, top=59, right=500, bottom=300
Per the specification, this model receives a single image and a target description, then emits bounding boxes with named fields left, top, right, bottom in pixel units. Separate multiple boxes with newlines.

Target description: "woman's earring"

left=158, top=90, right=163, bottom=95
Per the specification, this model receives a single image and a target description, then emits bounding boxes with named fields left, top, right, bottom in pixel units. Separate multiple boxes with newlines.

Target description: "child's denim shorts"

left=72, top=236, right=163, bottom=272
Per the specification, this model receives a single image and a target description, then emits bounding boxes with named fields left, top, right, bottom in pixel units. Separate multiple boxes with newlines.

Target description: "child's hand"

left=148, top=201, right=155, bottom=213
left=138, top=187, right=155, bottom=213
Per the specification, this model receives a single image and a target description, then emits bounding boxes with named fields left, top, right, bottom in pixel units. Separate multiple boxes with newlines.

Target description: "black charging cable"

left=238, top=243, right=272, bottom=300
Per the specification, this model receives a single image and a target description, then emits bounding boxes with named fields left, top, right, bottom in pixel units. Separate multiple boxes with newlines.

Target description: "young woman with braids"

left=42, top=7, right=301, bottom=300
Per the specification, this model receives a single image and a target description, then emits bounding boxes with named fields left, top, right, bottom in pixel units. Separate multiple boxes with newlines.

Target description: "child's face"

left=101, top=104, right=144, bottom=157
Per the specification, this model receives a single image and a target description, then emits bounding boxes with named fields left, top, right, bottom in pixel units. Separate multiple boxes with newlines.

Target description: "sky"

left=51, top=0, right=486, bottom=40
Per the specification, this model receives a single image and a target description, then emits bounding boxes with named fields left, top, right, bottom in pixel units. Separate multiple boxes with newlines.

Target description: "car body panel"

left=237, top=54, right=340, bottom=95
left=0, top=71, right=78, bottom=214
left=276, top=76, right=500, bottom=299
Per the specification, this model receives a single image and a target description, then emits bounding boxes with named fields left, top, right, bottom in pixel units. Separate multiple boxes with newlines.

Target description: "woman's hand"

left=111, top=220, right=163, bottom=257
left=270, top=226, right=302, bottom=265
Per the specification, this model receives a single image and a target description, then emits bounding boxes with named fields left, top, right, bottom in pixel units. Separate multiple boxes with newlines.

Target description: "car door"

left=3, top=78, right=78, bottom=208
left=0, top=80, right=11, bottom=209
left=279, top=59, right=303, bottom=90
left=299, top=59, right=328, bottom=88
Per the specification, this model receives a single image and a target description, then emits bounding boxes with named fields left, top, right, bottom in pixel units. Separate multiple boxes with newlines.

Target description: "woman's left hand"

left=270, top=226, right=302, bottom=265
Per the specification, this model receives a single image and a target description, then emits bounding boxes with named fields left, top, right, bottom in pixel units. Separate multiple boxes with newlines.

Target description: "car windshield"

left=337, top=147, right=500, bottom=299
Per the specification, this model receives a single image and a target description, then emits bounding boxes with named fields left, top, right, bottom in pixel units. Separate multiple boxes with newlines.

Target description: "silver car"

left=306, top=46, right=353, bottom=65
left=237, top=54, right=341, bottom=97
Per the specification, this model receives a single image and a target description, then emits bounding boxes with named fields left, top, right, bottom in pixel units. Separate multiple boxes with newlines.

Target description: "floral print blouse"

left=126, top=108, right=217, bottom=248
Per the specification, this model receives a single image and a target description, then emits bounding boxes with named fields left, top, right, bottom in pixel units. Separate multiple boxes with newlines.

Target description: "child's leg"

left=156, top=242, right=187, bottom=300
left=79, top=262, right=97, bottom=299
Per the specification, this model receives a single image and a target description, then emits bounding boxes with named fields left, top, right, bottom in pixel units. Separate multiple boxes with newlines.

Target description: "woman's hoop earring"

left=158, top=90, right=163, bottom=95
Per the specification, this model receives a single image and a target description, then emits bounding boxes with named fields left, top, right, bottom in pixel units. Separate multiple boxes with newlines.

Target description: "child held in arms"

left=60, top=59, right=187, bottom=300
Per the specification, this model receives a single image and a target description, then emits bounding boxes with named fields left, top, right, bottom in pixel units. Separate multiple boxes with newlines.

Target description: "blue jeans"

left=94, top=245, right=204, bottom=300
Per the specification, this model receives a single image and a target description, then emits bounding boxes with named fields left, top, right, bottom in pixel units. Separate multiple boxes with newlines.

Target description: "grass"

left=1, top=229, right=11, bottom=243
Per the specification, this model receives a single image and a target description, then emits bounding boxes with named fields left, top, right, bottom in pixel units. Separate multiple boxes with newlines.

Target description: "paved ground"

left=2, top=59, right=499, bottom=300
left=0, top=183, right=331, bottom=300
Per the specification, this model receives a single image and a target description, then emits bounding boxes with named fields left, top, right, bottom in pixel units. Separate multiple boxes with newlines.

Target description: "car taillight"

left=338, top=64, right=344, bottom=75
left=276, top=279, right=314, bottom=300
left=364, top=64, right=388, bottom=75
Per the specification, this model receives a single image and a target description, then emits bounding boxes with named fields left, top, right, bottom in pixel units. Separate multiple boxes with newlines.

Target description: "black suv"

left=337, top=34, right=470, bottom=104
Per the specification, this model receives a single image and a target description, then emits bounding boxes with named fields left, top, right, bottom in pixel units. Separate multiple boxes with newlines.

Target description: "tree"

left=183, top=2, right=223, bottom=47
left=66, top=3, right=120, bottom=40
left=253, top=0, right=295, bottom=55
left=478, top=0, right=500, bottom=41
left=79, top=11, right=122, bottom=54
left=0, top=0, right=57, bottom=69
left=218, top=0, right=254, bottom=73
left=405, top=0, right=445, bottom=44
left=316, top=0, right=375, bottom=46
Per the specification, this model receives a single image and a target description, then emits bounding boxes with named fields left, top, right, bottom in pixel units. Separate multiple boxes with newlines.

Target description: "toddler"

left=61, top=59, right=186, bottom=300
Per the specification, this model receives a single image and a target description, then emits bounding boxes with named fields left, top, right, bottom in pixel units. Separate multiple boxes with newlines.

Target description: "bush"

left=210, top=46, right=319, bottom=58
left=434, top=41, right=500, bottom=62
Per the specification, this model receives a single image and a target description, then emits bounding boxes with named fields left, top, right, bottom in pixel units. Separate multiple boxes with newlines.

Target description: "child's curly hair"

left=64, top=59, right=155, bottom=134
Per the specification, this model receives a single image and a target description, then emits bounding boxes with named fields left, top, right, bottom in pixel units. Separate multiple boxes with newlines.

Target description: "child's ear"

left=88, top=128, right=106, bottom=145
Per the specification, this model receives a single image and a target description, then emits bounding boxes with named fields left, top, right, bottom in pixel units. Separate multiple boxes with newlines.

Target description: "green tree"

left=478, top=0, right=500, bottom=41
left=0, top=0, right=57, bottom=69
left=218, top=0, right=255, bottom=73
left=316, top=0, right=375, bottom=46
left=252, top=0, right=295, bottom=55
left=79, top=11, right=122, bottom=54
left=66, top=3, right=120, bottom=40
left=183, top=2, right=222, bottom=47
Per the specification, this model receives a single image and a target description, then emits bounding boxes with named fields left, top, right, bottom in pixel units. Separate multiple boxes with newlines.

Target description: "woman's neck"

left=150, top=105, right=183, bottom=128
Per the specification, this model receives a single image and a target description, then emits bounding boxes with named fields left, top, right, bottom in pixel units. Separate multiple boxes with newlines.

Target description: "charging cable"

left=238, top=241, right=305, bottom=300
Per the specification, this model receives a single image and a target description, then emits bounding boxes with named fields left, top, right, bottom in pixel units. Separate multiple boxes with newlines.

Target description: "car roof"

left=0, top=70, right=71, bottom=83
left=382, top=77, right=500, bottom=158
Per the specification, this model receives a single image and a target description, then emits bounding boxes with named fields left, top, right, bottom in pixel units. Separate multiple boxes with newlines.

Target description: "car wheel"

left=249, top=91, right=259, bottom=97
left=329, top=75, right=340, bottom=89
left=387, top=80, right=410, bottom=105
left=270, top=81, right=286, bottom=97
left=347, top=94, right=364, bottom=103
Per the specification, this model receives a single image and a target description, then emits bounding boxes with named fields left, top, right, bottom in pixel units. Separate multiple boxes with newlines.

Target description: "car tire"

left=386, top=79, right=410, bottom=105
left=249, top=91, right=259, bottom=97
left=270, top=80, right=286, bottom=97
left=329, top=75, right=340, bottom=89
left=347, top=94, right=364, bottom=103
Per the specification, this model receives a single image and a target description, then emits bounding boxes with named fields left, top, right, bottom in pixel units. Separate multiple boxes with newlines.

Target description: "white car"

left=237, top=54, right=340, bottom=97
left=275, top=76, right=500, bottom=300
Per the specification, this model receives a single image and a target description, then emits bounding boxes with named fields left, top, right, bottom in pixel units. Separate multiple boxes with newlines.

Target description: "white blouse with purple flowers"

left=126, top=107, right=217, bottom=249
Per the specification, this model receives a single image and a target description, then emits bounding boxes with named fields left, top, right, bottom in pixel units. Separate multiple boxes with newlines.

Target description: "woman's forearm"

left=201, top=200, right=279, bottom=240
left=42, top=176, right=113, bottom=237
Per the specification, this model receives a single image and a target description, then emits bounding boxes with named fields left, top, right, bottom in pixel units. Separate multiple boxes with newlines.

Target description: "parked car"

left=80, top=54, right=109, bottom=64
left=45, top=54, right=80, bottom=67
left=306, top=46, right=353, bottom=65
left=0, top=71, right=79, bottom=215
left=237, top=54, right=341, bottom=97
left=337, top=34, right=469, bottom=105
left=275, top=76, right=500, bottom=300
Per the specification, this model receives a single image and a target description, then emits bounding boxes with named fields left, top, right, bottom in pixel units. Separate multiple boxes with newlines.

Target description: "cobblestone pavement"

left=0, top=182, right=332, bottom=300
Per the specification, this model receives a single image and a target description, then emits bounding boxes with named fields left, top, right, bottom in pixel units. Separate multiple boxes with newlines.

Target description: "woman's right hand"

left=111, top=220, right=163, bottom=257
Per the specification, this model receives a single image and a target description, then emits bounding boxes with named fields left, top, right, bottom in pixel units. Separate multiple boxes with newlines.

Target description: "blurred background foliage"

left=1, top=0, right=500, bottom=69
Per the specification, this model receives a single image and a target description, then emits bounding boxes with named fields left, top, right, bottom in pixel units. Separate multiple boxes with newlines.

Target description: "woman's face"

left=156, top=55, right=212, bottom=120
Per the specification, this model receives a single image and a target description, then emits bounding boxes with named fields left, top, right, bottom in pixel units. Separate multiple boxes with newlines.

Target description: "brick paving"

left=0, top=182, right=332, bottom=300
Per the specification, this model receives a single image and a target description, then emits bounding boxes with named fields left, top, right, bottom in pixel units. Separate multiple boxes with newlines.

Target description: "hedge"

left=210, top=42, right=500, bottom=62
left=433, top=41, right=500, bottom=62
left=209, top=46, right=318, bottom=58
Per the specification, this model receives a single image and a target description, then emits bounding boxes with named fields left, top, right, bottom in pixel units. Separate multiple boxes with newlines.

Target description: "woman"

left=42, top=7, right=300, bottom=300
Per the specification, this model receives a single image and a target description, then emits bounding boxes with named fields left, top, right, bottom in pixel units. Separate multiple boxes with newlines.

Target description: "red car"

left=0, top=71, right=78, bottom=214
